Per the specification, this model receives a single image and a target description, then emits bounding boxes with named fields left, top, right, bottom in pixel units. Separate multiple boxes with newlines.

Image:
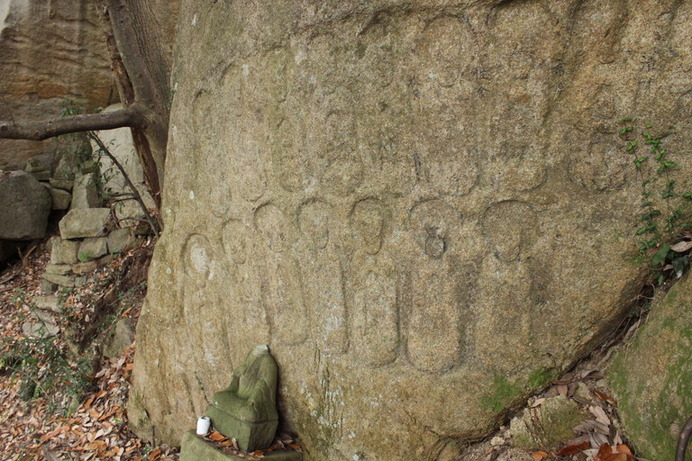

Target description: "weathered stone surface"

left=103, top=319, right=135, bottom=359
left=42, top=272, right=75, bottom=287
left=70, top=173, right=100, bottom=210
left=0, top=171, right=51, bottom=240
left=39, top=279, right=58, bottom=294
left=607, top=274, right=692, bottom=461
left=107, top=228, right=137, bottom=254
left=22, top=320, right=59, bottom=338
left=49, top=179, right=74, bottom=191
left=34, top=295, right=61, bottom=313
left=0, top=0, right=114, bottom=171
left=28, top=169, right=50, bottom=181
left=79, top=237, right=108, bottom=261
left=130, top=2, right=692, bottom=459
left=48, top=186, right=71, bottom=210
left=50, top=236, right=79, bottom=265
left=45, top=264, right=72, bottom=276
left=71, top=260, right=98, bottom=275
left=59, top=208, right=110, bottom=239
left=92, top=104, right=156, bottom=225
left=180, top=431, right=303, bottom=461
left=509, top=395, right=584, bottom=450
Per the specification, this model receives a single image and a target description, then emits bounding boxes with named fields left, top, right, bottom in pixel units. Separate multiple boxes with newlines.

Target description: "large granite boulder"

left=129, top=1, right=691, bottom=459
left=0, top=170, right=51, bottom=240
left=606, top=274, right=692, bottom=461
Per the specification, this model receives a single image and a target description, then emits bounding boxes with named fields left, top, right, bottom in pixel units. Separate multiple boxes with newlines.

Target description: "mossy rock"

left=606, top=274, right=691, bottom=461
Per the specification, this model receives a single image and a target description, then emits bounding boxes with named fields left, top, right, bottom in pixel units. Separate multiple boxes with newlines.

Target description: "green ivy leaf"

left=651, top=244, right=672, bottom=267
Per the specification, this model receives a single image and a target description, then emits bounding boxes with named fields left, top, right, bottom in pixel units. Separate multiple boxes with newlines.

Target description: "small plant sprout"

left=619, top=118, right=691, bottom=284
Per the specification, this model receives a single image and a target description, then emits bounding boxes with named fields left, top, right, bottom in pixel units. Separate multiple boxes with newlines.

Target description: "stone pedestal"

left=180, top=431, right=302, bottom=461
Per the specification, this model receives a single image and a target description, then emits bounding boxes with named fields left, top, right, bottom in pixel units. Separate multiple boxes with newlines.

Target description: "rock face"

left=130, top=1, right=692, bottom=459
left=607, top=274, right=692, bottom=461
left=0, top=0, right=114, bottom=171
left=0, top=170, right=51, bottom=239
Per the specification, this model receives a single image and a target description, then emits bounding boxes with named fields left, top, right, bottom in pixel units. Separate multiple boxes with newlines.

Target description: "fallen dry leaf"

left=594, top=390, right=618, bottom=406
left=554, top=441, right=590, bottom=456
left=589, top=405, right=611, bottom=426
left=593, top=443, right=635, bottom=461
left=531, top=450, right=550, bottom=460
left=208, top=431, right=227, bottom=442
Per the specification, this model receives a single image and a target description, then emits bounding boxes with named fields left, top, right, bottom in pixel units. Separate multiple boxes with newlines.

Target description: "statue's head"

left=250, top=344, right=269, bottom=357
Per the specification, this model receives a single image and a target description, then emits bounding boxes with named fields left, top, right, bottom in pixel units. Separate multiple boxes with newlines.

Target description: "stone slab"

left=50, top=237, right=79, bottom=265
left=34, top=295, right=62, bottom=313
left=70, top=172, right=100, bottom=210
left=50, top=179, right=74, bottom=191
left=42, top=273, right=75, bottom=288
left=107, top=228, right=137, bottom=254
left=180, top=431, right=302, bottom=461
left=103, top=319, right=135, bottom=359
left=44, top=264, right=72, bottom=276
left=72, top=260, right=98, bottom=275
left=59, top=208, right=111, bottom=239
left=22, top=321, right=60, bottom=338
left=79, top=237, right=108, bottom=261
left=48, top=186, right=72, bottom=210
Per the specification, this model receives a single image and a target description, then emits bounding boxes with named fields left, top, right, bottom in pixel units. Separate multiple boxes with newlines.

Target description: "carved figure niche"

left=348, top=198, right=398, bottom=367
left=298, top=200, right=348, bottom=355
left=254, top=204, right=308, bottom=346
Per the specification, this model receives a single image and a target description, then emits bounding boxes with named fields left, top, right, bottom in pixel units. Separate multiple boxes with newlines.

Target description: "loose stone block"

left=49, top=179, right=74, bottom=191
left=34, top=295, right=61, bottom=313
left=22, top=321, right=59, bottom=338
left=59, top=208, right=111, bottom=239
left=510, top=395, right=584, bottom=450
left=79, top=237, right=108, bottom=261
left=29, top=170, right=50, bottom=181
left=50, top=237, right=79, bottom=265
left=70, top=172, right=100, bottom=209
left=103, top=319, right=135, bottom=358
left=107, top=228, right=137, bottom=254
left=45, top=264, right=72, bottom=276
left=48, top=187, right=71, bottom=210
left=72, top=260, right=99, bottom=274
left=42, top=273, right=75, bottom=288
left=40, top=279, right=58, bottom=294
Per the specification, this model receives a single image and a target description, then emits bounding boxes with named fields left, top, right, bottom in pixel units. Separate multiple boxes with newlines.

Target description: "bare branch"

left=0, top=104, right=147, bottom=141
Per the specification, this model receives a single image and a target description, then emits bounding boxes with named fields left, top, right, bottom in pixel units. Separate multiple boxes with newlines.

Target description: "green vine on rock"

left=619, top=118, right=691, bottom=285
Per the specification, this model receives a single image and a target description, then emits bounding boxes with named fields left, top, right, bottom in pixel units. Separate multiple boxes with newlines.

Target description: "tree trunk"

left=105, top=0, right=171, bottom=207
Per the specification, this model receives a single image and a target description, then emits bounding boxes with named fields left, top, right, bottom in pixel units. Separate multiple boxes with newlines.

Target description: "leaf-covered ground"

left=0, top=241, right=178, bottom=460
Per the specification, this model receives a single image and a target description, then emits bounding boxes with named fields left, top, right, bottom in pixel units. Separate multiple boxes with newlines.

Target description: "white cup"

left=196, top=416, right=211, bottom=435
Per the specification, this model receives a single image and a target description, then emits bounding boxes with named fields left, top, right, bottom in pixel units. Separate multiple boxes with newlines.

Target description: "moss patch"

left=528, top=368, right=555, bottom=390
left=482, top=375, right=523, bottom=413
left=606, top=274, right=692, bottom=461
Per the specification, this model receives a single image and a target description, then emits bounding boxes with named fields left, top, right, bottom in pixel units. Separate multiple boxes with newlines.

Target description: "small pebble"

left=490, top=436, right=505, bottom=446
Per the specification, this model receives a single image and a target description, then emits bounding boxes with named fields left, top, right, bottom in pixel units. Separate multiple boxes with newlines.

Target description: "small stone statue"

left=206, top=345, right=279, bottom=451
